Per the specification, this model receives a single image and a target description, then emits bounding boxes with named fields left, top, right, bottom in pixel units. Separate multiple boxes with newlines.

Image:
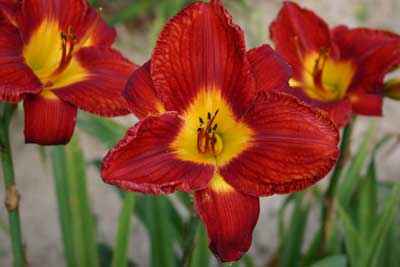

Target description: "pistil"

left=197, top=109, right=222, bottom=155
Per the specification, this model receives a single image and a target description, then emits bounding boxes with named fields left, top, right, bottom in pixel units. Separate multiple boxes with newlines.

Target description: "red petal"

left=19, top=0, right=115, bottom=46
left=0, top=22, right=42, bottom=103
left=54, top=47, right=136, bottom=117
left=270, top=2, right=334, bottom=80
left=285, top=86, right=352, bottom=128
left=349, top=91, right=382, bottom=116
left=351, top=42, right=400, bottom=93
left=0, top=0, right=19, bottom=25
left=151, top=0, right=254, bottom=117
left=333, top=26, right=400, bottom=59
left=101, top=112, right=215, bottom=194
left=334, top=27, right=400, bottom=95
left=219, top=91, right=339, bottom=197
left=247, top=44, right=292, bottom=92
left=23, top=94, right=77, bottom=145
left=122, top=61, right=164, bottom=119
left=194, top=174, right=259, bottom=262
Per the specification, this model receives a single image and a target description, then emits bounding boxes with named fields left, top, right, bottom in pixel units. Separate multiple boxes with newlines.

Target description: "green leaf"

left=190, top=222, right=210, bottom=267
left=148, top=196, right=178, bottom=267
left=112, top=193, right=135, bottom=267
left=77, top=112, right=128, bottom=149
left=51, top=137, right=99, bottom=267
left=306, top=255, right=347, bottom=267
left=107, top=0, right=159, bottom=26
left=336, top=201, right=359, bottom=267
left=339, top=121, right=376, bottom=206
left=279, top=192, right=310, bottom=267
left=360, top=182, right=400, bottom=267
left=358, top=163, right=377, bottom=242
left=51, top=146, right=74, bottom=267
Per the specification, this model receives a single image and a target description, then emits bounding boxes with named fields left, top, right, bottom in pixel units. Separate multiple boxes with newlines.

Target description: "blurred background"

left=1, top=0, right=400, bottom=266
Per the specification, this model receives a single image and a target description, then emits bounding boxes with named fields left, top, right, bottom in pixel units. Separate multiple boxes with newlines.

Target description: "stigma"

left=197, top=109, right=223, bottom=155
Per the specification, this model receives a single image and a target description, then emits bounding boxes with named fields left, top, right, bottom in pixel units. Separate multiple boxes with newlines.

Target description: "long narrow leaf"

left=51, top=146, right=74, bottom=267
left=112, top=193, right=135, bottom=267
left=360, top=182, right=400, bottom=267
left=279, top=192, right=310, bottom=267
left=66, top=136, right=100, bottom=267
left=190, top=223, right=210, bottom=267
left=339, top=121, right=376, bottom=206
left=306, top=255, right=347, bottom=267
left=336, top=201, right=359, bottom=267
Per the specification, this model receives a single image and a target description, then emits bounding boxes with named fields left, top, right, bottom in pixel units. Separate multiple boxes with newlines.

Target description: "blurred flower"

left=101, top=0, right=339, bottom=262
left=384, top=78, right=400, bottom=100
left=0, top=0, right=136, bottom=145
left=270, top=1, right=400, bottom=128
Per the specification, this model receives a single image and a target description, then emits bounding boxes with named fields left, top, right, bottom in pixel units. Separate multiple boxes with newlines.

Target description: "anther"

left=207, top=112, right=211, bottom=120
left=199, top=117, right=204, bottom=124
left=212, top=124, right=218, bottom=131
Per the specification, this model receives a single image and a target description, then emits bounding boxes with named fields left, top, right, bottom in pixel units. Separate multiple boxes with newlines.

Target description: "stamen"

left=197, top=109, right=221, bottom=155
left=312, top=48, right=329, bottom=92
left=46, top=26, right=77, bottom=80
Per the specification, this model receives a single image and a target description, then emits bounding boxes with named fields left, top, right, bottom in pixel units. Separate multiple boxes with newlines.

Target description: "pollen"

left=197, top=109, right=223, bottom=155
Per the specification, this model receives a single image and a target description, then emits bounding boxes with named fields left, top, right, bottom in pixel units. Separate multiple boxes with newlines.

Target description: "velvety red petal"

left=247, top=44, right=292, bottom=92
left=23, top=94, right=77, bottom=145
left=333, top=26, right=400, bottom=59
left=101, top=112, right=215, bottom=194
left=270, top=2, right=335, bottom=80
left=54, top=47, right=136, bottom=117
left=0, top=0, right=19, bottom=25
left=151, top=0, right=254, bottom=117
left=194, top=176, right=259, bottom=262
left=349, top=42, right=400, bottom=94
left=19, top=0, right=115, bottom=46
left=0, top=22, right=42, bottom=103
left=285, top=86, right=352, bottom=128
left=349, top=91, right=382, bottom=116
left=122, top=61, right=164, bottom=119
left=219, top=91, right=339, bottom=197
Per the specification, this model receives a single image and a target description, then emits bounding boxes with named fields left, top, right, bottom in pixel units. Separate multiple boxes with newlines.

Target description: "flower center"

left=289, top=40, right=356, bottom=102
left=197, top=109, right=223, bottom=155
left=23, top=20, right=89, bottom=92
left=44, top=26, right=77, bottom=83
left=312, top=48, right=329, bottom=92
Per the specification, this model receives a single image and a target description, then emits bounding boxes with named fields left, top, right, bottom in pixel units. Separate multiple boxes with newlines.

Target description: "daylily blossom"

left=0, top=0, right=136, bottom=145
left=101, top=0, right=339, bottom=262
left=270, top=1, right=400, bottom=128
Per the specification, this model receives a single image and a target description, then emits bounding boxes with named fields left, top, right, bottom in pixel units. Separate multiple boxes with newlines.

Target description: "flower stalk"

left=0, top=103, right=26, bottom=267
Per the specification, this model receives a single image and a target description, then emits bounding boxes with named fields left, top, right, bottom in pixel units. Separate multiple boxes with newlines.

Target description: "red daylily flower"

left=0, top=0, right=137, bottom=145
left=270, top=1, right=400, bottom=128
left=101, top=0, right=339, bottom=262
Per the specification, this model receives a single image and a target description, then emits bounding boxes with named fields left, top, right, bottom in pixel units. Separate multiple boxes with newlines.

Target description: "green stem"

left=0, top=103, right=26, bottom=267
left=320, top=117, right=354, bottom=249
left=111, top=192, right=135, bottom=267
left=181, top=210, right=200, bottom=267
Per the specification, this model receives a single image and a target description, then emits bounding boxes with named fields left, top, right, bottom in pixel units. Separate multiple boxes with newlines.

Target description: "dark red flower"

left=101, top=0, right=339, bottom=262
left=270, top=1, right=400, bottom=128
left=0, top=0, right=137, bottom=145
